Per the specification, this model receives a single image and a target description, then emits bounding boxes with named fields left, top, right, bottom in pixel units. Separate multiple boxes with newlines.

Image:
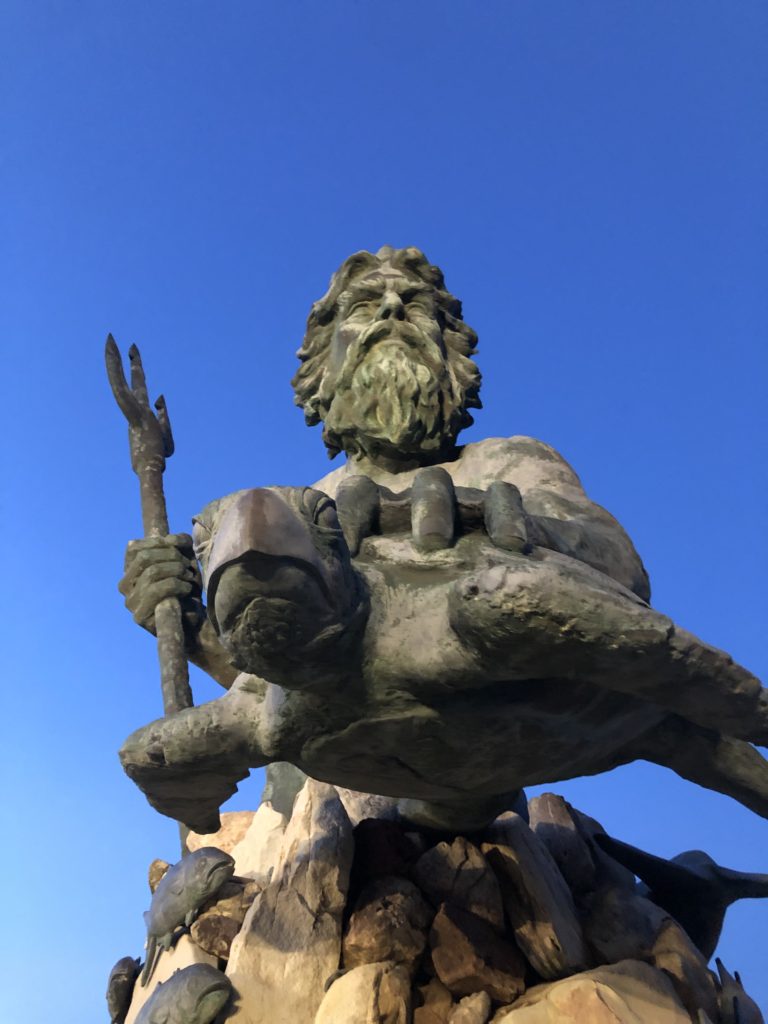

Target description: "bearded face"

left=315, top=271, right=472, bottom=463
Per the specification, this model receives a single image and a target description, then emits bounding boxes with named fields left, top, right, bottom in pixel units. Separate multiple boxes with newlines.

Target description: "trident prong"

left=154, top=395, right=175, bottom=458
left=105, top=336, right=176, bottom=492
left=105, top=333, right=193, bottom=854
left=105, top=334, right=142, bottom=427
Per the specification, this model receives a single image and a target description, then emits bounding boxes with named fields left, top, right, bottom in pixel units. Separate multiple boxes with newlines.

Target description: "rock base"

left=113, top=785, right=763, bottom=1024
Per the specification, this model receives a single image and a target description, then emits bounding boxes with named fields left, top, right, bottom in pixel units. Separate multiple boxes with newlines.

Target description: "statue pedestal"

left=118, top=781, right=762, bottom=1024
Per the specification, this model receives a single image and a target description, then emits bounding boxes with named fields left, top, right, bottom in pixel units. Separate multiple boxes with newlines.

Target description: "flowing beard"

left=321, top=344, right=464, bottom=460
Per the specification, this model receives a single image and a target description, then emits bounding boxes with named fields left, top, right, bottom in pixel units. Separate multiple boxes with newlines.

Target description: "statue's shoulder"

left=312, top=463, right=348, bottom=499
left=449, top=436, right=585, bottom=498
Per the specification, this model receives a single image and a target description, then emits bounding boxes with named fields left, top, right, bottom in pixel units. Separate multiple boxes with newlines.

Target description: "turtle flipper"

left=120, top=691, right=264, bottom=833
left=635, top=716, right=768, bottom=824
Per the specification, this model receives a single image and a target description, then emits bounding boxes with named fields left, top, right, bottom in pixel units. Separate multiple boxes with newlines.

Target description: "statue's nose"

left=376, top=289, right=406, bottom=321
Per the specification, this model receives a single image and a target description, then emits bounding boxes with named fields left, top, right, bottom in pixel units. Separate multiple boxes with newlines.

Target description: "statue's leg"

left=449, top=561, right=768, bottom=745
left=631, top=716, right=768, bottom=820
left=119, top=689, right=266, bottom=834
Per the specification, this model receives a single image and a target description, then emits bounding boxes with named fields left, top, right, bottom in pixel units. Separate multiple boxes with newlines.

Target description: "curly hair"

left=291, top=247, right=482, bottom=443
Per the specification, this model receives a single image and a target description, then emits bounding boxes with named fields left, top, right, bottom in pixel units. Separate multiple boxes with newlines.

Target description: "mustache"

left=335, top=321, right=444, bottom=388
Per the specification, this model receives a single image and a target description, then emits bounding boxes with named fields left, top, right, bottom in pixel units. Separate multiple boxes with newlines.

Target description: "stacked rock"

left=109, top=781, right=764, bottom=1024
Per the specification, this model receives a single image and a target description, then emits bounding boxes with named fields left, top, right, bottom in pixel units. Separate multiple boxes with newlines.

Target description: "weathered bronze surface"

left=115, top=247, right=768, bottom=836
left=141, top=847, right=235, bottom=986
left=133, top=963, right=232, bottom=1024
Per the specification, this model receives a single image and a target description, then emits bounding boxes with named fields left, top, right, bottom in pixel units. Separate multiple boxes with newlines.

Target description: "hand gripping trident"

left=106, top=336, right=194, bottom=846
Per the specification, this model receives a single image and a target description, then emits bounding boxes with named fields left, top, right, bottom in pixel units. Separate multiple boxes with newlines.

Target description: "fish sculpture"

left=134, top=964, right=232, bottom=1024
left=141, top=846, right=235, bottom=985
left=595, top=832, right=768, bottom=959
left=107, top=955, right=141, bottom=1024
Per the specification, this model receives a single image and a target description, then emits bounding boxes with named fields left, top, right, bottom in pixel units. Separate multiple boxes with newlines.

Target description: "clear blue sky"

left=2, top=3, right=766, bottom=1021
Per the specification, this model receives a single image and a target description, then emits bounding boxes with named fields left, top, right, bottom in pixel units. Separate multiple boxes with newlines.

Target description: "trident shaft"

left=106, top=335, right=193, bottom=847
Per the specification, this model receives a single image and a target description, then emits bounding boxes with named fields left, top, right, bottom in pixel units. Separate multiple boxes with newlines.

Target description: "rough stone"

left=580, top=882, right=719, bottom=1018
left=260, top=761, right=307, bottom=816
left=492, top=959, right=690, bottom=1023
left=571, top=811, right=636, bottom=892
left=315, top=961, right=412, bottom=1024
left=148, top=859, right=171, bottom=894
left=594, top=831, right=768, bottom=960
left=228, top=801, right=287, bottom=882
left=483, top=812, right=589, bottom=979
left=344, top=876, right=433, bottom=973
left=225, top=780, right=353, bottom=1024
left=581, top=885, right=662, bottom=964
left=448, top=991, right=492, bottom=1024
left=414, top=837, right=505, bottom=931
left=527, top=794, right=597, bottom=897
left=189, top=879, right=257, bottom=960
left=338, top=786, right=402, bottom=826
left=430, top=902, right=526, bottom=1004
left=414, top=978, right=455, bottom=1024
left=351, top=818, right=421, bottom=893
left=186, top=810, right=255, bottom=856
left=651, top=917, right=719, bottom=1021
left=124, top=935, right=217, bottom=1024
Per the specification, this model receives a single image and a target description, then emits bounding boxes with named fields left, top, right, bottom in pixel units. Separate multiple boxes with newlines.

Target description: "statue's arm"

left=119, top=534, right=238, bottom=689
left=525, top=496, right=651, bottom=602
left=489, top=437, right=651, bottom=602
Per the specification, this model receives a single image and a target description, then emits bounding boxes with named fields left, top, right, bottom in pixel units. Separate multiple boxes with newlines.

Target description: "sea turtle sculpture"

left=117, top=246, right=768, bottom=834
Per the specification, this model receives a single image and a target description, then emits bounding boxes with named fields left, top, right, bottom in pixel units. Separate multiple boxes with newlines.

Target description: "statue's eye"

left=346, top=300, right=376, bottom=317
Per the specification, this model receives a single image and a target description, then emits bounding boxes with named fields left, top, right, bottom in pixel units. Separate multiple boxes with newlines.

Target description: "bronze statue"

left=133, top=963, right=232, bottom=1024
left=141, top=847, right=235, bottom=985
left=116, top=247, right=768, bottom=834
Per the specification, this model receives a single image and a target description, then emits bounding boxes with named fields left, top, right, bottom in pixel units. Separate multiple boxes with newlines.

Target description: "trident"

left=105, top=335, right=193, bottom=849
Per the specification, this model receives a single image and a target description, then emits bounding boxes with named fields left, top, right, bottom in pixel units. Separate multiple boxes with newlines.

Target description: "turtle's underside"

left=121, top=483, right=768, bottom=833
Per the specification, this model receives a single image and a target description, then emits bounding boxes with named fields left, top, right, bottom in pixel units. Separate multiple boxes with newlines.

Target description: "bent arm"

left=525, top=500, right=650, bottom=602
left=487, top=437, right=650, bottom=602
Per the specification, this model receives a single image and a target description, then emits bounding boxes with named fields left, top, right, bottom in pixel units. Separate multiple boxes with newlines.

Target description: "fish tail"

left=140, top=936, right=158, bottom=987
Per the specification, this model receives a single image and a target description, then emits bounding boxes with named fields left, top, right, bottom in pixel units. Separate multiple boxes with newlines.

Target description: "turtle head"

left=202, top=487, right=367, bottom=688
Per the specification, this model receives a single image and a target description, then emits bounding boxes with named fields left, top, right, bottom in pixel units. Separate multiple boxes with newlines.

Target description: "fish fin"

left=140, top=936, right=159, bottom=987
left=184, top=909, right=197, bottom=928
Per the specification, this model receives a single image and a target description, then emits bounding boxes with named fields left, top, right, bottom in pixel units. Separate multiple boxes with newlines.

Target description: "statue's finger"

left=137, top=562, right=198, bottom=588
left=120, top=557, right=195, bottom=604
left=132, top=580, right=193, bottom=629
left=166, top=533, right=197, bottom=559
left=123, top=536, right=196, bottom=576
left=122, top=545, right=183, bottom=584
